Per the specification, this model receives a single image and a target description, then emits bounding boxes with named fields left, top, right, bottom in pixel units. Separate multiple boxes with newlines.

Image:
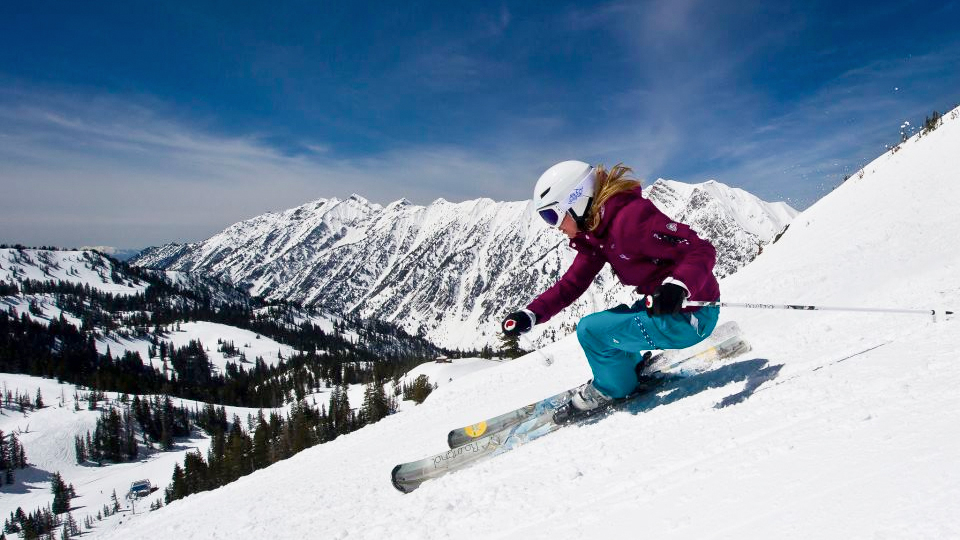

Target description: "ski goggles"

left=537, top=203, right=566, bottom=227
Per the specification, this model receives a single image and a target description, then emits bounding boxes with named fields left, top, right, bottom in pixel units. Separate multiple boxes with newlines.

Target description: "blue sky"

left=1, top=0, right=958, bottom=249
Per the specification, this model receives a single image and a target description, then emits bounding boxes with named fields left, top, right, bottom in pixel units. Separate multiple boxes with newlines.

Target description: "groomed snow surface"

left=9, top=109, right=960, bottom=539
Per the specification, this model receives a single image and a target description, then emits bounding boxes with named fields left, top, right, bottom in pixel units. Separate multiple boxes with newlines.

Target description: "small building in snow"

left=127, top=479, right=153, bottom=499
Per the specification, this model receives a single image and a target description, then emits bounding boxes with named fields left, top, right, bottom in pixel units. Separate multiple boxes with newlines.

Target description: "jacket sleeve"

left=526, top=243, right=605, bottom=324
left=663, top=221, right=717, bottom=300
left=613, top=198, right=717, bottom=300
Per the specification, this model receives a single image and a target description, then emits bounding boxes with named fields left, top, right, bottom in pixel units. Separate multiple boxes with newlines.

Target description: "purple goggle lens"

left=538, top=207, right=562, bottom=227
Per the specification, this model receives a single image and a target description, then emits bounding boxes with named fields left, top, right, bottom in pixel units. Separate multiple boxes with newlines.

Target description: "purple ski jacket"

left=527, top=187, right=720, bottom=324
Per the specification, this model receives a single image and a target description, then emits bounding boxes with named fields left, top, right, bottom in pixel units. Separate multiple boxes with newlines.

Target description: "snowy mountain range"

left=132, top=179, right=796, bottom=349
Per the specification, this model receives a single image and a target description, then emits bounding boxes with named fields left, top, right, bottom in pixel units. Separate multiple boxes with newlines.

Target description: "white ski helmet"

left=533, top=160, right=596, bottom=228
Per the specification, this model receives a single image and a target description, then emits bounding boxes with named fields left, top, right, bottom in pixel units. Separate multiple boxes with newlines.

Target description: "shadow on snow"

left=622, top=358, right=784, bottom=415
left=0, top=464, right=56, bottom=495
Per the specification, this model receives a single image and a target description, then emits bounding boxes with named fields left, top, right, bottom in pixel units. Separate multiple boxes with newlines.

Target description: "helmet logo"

left=666, top=223, right=678, bottom=232
left=567, top=186, right=584, bottom=205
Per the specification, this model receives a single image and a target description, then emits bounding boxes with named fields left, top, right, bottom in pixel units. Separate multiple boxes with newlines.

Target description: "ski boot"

left=634, top=350, right=660, bottom=378
left=553, top=380, right=618, bottom=425
left=554, top=353, right=664, bottom=425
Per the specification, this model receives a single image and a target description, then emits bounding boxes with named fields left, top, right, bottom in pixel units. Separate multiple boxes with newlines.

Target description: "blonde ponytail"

left=585, top=163, right=642, bottom=231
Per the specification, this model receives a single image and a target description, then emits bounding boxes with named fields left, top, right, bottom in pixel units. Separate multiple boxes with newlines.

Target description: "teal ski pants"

left=576, top=302, right=720, bottom=398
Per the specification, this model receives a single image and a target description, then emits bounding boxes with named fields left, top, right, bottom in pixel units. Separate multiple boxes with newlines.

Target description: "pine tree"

left=361, top=381, right=390, bottom=424
left=65, top=512, right=80, bottom=537
left=123, top=410, right=138, bottom=461
left=289, top=402, right=317, bottom=453
left=923, top=110, right=943, bottom=133
left=74, top=435, right=86, bottom=464
left=251, top=412, right=270, bottom=470
left=51, top=472, right=70, bottom=514
left=165, top=463, right=186, bottom=504
left=224, top=415, right=253, bottom=480
left=205, top=430, right=226, bottom=487
left=8, top=433, right=26, bottom=468
left=328, top=385, right=352, bottom=435
left=85, top=432, right=97, bottom=464
left=160, top=395, right=174, bottom=450
left=404, top=375, right=433, bottom=404
left=0, top=430, right=7, bottom=487
left=497, top=331, right=524, bottom=359
left=183, top=451, right=208, bottom=496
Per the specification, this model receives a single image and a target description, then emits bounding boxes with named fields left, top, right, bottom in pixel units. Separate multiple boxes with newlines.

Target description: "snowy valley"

left=0, top=247, right=453, bottom=538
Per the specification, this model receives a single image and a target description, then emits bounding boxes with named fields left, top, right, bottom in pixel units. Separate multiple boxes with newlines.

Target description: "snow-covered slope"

left=1, top=249, right=147, bottom=296
left=132, top=181, right=796, bottom=349
left=99, top=107, right=960, bottom=539
left=0, top=356, right=501, bottom=535
left=0, top=374, right=265, bottom=534
left=0, top=248, right=251, bottom=311
left=94, top=321, right=297, bottom=373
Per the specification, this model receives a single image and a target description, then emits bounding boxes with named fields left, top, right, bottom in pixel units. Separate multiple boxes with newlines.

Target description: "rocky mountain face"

left=132, top=181, right=796, bottom=349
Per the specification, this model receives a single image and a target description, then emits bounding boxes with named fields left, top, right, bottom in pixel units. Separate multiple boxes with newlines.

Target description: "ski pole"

left=643, top=296, right=953, bottom=319
left=520, top=334, right=553, bottom=366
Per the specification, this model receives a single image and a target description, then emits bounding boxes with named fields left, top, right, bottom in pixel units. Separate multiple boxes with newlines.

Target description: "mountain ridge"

left=132, top=179, right=797, bottom=349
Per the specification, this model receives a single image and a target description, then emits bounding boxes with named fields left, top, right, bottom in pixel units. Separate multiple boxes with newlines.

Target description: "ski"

left=446, top=321, right=746, bottom=449
left=391, top=325, right=751, bottom=494
left=391, top=376, right=674, bottom=494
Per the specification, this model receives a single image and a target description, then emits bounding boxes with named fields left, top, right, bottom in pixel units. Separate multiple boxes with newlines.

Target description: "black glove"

left=501, top=310, right=534, bottom=336
left=645, top=283, right=688, bottom=316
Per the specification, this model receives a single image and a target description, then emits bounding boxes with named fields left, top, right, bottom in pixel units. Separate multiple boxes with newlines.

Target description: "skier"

left=501, top=160, right=721, bottom=421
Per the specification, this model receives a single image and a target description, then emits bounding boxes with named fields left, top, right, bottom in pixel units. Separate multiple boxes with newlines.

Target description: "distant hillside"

left=1, top=247, right=454, bottom=404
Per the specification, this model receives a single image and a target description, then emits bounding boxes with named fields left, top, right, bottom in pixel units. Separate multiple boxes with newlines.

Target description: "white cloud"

left=0, top=89, right=547, bottom=247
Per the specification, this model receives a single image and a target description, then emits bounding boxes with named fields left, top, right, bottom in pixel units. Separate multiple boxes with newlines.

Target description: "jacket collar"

left=581, top=186, right=643, bottom=238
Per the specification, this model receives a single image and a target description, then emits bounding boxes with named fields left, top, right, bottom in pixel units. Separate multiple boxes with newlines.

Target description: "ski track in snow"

left=8, top=108, right=960, bottom=539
